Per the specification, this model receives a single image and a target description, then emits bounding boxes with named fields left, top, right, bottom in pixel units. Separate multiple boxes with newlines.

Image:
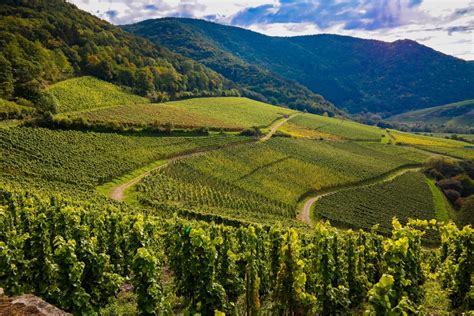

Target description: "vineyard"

left=387, top=130, right=474, bottom=160
left=314, top=172, right=436, bottom=234
left=133, top=138, right=430, bottom=224
left=1, top=185, right=472, bottom=314
left=48, top=77, right=149, bottom=113
left=289, top=113, right=384, bottom=141
left=59, top=97, right=296, bottom=131
left=0, top=127, right=247, bottom=188
left=415, top=145, right=474, bottom=160
left=388, top=130, right=470, bottom=147
left=278, top=122, right=342, bottom=140
left=1, top=1, right=473, bottom=313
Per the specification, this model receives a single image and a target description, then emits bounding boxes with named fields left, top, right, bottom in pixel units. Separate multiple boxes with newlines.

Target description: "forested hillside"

left=0, top=0, right=238, bottom=112
left=123, top=18, right=340, bottom=115
left=126, top=18, right=474, bottom=116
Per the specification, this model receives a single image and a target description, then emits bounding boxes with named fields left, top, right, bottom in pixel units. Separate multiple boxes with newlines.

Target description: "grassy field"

left=48, top=76, right=149, bottom=113
left=314, top=171, right=436, bottom=233
left=133, top=138, right=429, bottom=223
left=0, top=127, right=247, bottom=188
left=289, top=113, right=384, bottom=141
left=59, top=97, right=296, bottom=130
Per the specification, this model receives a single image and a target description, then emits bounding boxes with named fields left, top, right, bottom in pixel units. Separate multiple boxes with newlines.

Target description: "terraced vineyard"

left=289, top=113, right=384, bottom=141
left=134, top=138, right=429, bottom=223
left=48, top=76, right=149, bottom=113
left=314, top=171, right=436, bottom=233
left=59, top=97, right=296, bottom=130
left=0, top=127, right=247, bottom=188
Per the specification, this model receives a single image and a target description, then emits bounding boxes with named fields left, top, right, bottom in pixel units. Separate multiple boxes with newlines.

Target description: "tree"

left=0, top=54, right=14, bottom=98
left=135, top=68, right=154, bottom=96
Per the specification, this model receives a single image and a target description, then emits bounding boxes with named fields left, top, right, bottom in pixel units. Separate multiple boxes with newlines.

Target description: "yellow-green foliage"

left=0, top=98, right=35, bottom=119
left=389, top=130, right=473, bottom=160
left=49, top=76, right=149, bottom=113
left=62, top=97, right=295, bottom=130
left=290, top=113, right=383, bottom=141
left=389, top=130, right=469, bottom=147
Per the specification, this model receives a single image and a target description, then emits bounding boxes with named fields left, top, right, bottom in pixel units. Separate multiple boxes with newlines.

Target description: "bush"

left=438, top=178, right=462, bottom=193
left=444, top=189, right=461, bottom=204
left=239, top=127, right=262, bottom=137
left=459, top=195, right=474, bottom=226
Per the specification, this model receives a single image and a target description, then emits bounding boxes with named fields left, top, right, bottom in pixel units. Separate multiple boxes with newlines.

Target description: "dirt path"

left=110, top=152, right=205, bottom=201
left=109, top=114, right=296, bottom=201
left=260, top=114, right=298, bottom=142
left=299, top=166, right=421, bottom=226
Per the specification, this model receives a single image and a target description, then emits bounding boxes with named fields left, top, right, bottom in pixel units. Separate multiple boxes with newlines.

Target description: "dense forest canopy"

left=0, top=0, right=239, bottom=112
left=126, top=18, right=474, bottom=117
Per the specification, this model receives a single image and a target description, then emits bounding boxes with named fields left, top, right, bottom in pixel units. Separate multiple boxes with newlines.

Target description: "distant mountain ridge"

left=125, top=18, right=474, bottom=116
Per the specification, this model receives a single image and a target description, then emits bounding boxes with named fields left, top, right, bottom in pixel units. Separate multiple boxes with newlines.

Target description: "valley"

left=0, top=1, right=473, bottom=315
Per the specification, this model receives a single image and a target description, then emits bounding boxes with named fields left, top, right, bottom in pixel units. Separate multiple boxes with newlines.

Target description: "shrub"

left=444, top=189, right=461, bottom=204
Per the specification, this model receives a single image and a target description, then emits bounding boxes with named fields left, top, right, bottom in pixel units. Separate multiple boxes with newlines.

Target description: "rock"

left=0, top=289, right=70, bottom=316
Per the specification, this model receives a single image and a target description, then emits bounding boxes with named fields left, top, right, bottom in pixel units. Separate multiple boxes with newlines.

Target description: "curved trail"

left=109, top=114, right=297, bottom=201
left=260, top=114, right=298, bottom=141
left=110, top=152, right=204, bottom=201
left=300, top=166, right=421, bottom=226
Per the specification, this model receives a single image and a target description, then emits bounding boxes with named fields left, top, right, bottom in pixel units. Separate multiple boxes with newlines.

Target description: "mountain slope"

left=0, top=0, right=237, bottom=111
left=123, top=18, right=340, bottom=116
left=390, top=100, right=474, bottom=132
left=125, top=18, right=474, bottom=116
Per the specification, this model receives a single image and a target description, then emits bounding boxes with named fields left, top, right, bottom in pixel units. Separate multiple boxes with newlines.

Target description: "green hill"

left=390, top=100, right=474, bottom=133
left=49, top=77, right=149, bottom=113
left=58, top=97, right=296, bottom=130
left=0, top=0, right=237, bottom=111
left=125, top=18, right=474, bottom=116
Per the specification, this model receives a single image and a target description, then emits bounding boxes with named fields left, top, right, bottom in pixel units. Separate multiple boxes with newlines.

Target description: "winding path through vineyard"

left=260, top=113, right=299, bottom=141
left=300, top=165, right=422, bottom=225
left=109, top=114, right=298, bottom=201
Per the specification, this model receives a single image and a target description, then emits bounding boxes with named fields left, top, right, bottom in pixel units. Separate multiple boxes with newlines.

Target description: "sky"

left=69, top=0, right=474, bottom=60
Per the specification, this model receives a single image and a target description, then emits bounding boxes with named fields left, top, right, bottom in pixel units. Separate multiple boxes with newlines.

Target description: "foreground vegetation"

left=1, top=185, right=472, bottom=314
